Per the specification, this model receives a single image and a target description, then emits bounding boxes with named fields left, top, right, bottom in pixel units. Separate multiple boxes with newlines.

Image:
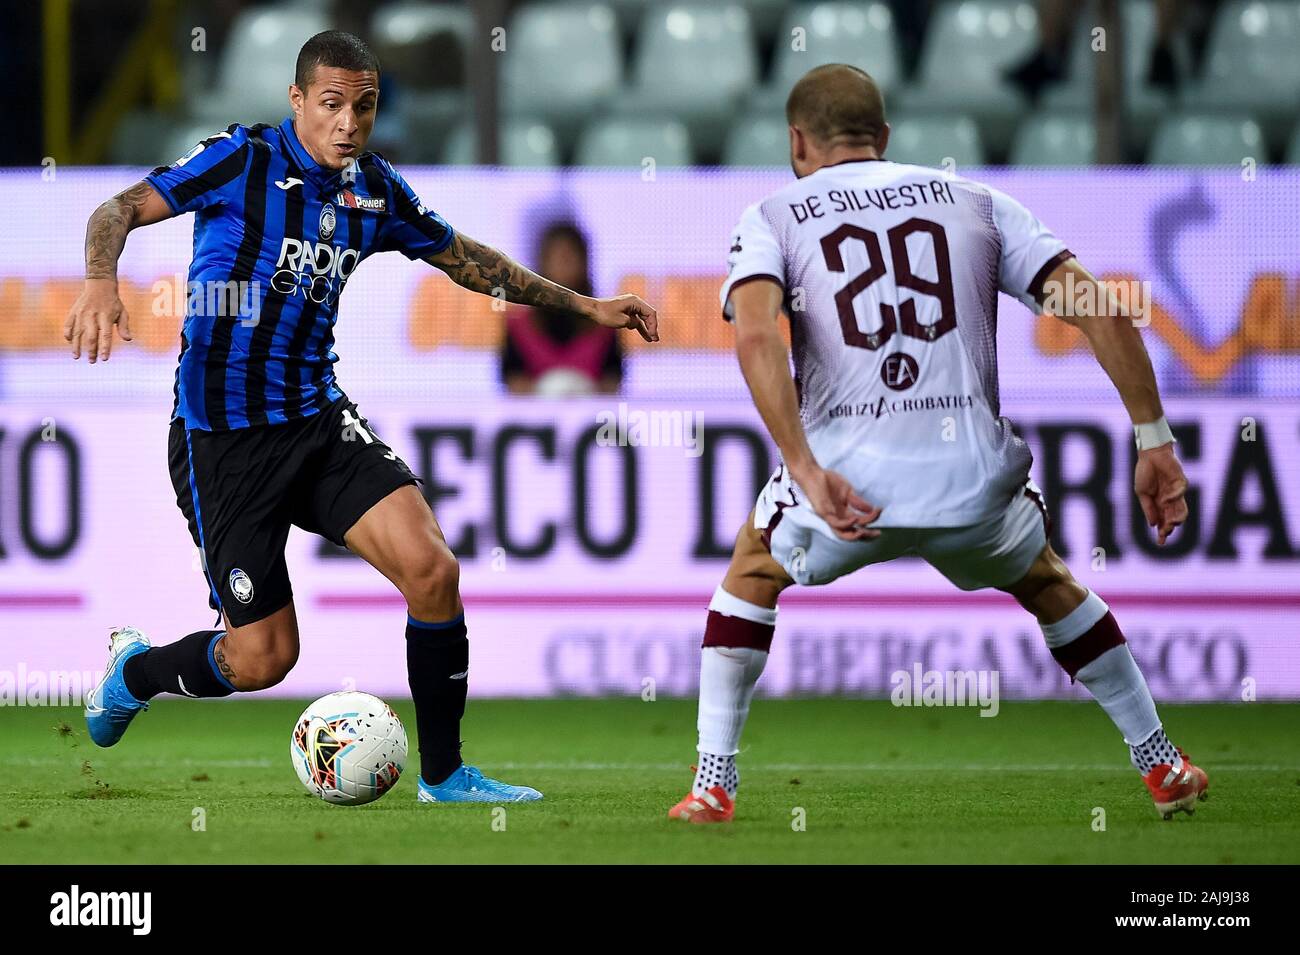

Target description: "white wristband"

left=1134, top=416, right=1175, bottom=451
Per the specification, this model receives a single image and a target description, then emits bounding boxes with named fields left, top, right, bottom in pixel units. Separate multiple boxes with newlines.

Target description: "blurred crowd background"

left=11, top=0, right=1300, bottom=171
left=3, top=1, right=1298, bottom=400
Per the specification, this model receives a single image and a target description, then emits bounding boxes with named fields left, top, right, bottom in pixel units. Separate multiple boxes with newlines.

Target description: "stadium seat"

left=443, top=120, right=561, bottom=167
left=723, top=114, right=790, bottom=167
left=623, top=5, right=759, bottom=158
left=893, top=1, right=1038, bottom=157
left=194, top=7, right=330, bottom=125
left=574, top=117, right=694, bottom=167
left=1187, top=1, right=1300, bottom=149
left=1009, top=114, right=1096, bottom=166
left=883, top=114, right=986, bottom=169
left=501, top=4, right=624, bottom=142
left=1146, top=114, right=1265, bottom=166
left=370, top=2, right=472, bottom=91
left=108, top=110, right=179, bottom=166
left=731, top=0, right=791, bottom=43
left=603, top=0, right=655, bottom=34
left=766, top=3, right=902, bottom=98
left=398, top=91, right=469, bottom=163
left=615, top=0, right=783, bottom=43
left=1039, top=0, right=1170, bottom=140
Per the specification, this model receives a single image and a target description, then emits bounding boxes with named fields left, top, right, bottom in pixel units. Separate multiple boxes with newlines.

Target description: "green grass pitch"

left=2, top=698, right=1297, bottom=864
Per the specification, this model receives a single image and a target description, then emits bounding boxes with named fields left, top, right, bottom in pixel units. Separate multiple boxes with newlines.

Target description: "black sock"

left=123, top=630, right=236, bottom=701
left=406, top=613, right=468, bottom=785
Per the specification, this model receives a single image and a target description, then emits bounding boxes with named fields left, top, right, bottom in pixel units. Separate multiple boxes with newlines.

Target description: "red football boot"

left=1142, top=750, right=1209, bottom=820
left=668, top=784, right=735, bottom=823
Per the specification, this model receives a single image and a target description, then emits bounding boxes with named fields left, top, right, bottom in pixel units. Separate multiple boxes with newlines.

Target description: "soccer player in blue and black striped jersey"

left=67, top=31, right=658, bottom=803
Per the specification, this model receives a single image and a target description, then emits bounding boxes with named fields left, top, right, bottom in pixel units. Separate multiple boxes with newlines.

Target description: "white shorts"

left=754, top=466, right=1050, bottom=591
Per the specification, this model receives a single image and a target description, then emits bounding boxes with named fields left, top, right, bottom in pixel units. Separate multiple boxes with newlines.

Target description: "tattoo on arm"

left=84, top=182, right=155, bottom=280
left=431, top=233, right=586, bottom=316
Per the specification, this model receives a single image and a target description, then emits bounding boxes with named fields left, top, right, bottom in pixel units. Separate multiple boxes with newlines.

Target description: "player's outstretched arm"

left=1041, top=257, right=1188, bottom=545
left=65, top=181, right=174, bottom=363
left=730, top=279, right=881, bottom=541
left=426, top=232, right=659, bottom=342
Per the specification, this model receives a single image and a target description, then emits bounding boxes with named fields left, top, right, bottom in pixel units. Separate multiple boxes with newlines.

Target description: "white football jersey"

left=721, top=160, right=1071, bottom=527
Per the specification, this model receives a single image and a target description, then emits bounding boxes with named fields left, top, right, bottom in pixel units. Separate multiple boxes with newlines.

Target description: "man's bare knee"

left=219, top=608, right=299, bottom=691
left=721, top=516, right=794, bottom=608
left=233, top=644, right=299, bottom=690
left=410, top=548, right=459, bottom=599
left=400, top=543, right=461, bottom=618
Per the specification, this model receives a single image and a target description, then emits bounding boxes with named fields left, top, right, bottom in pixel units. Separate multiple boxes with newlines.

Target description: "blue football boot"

left=416, top=764, right=543, bottom=803
left=85, top=626, right=151, bottom=747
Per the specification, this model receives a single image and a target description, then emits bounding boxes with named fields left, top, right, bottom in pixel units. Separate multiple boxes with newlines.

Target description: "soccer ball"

left=290, top=691, right=407, bottom=806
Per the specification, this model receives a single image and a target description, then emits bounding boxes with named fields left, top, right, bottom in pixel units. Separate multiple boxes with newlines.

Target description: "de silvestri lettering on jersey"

left=721, top=159, right=1072, bottom=527
left=146, top=117, right=454, bottom=431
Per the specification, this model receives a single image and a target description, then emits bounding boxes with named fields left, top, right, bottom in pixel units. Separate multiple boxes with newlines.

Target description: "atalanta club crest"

left=319, top=203, right=336, bottom=241
left=229, top=568, right=255, bottom=604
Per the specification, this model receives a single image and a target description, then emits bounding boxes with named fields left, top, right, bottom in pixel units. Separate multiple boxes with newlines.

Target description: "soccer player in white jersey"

left=668, top=65, right=1207, bottom=824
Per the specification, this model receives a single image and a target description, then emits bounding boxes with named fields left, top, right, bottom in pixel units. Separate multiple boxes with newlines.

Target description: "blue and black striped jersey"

left=146, top=116, right=454, bottom=430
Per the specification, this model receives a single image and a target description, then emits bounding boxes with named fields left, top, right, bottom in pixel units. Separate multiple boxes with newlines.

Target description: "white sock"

left=1074, top=644, right=1168, bottom=773
left=707, top=586, right=778, bottom=626
left=694, top=588, right=773, bottom=797
left=697, top=645, right=768, bottom=758
left=1039, top=590, right=1170, bottom=774
left=1039, top=589, right=1109, bottom=648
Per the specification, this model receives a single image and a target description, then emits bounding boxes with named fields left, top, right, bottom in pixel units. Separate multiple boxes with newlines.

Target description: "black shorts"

left=168, top=395, right=419, bottom=628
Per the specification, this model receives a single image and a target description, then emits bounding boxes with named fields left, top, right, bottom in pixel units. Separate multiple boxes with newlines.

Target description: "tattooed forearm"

left=84, top=182, right=154, bottom=280
left=430, top=233, right=590, bottom=316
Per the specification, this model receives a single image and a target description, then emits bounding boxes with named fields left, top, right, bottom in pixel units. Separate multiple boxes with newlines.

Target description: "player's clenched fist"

left=589, top=293, right=660, bottom=343
left=791, top=462, right=883, bottom=541
left=65, top=278, right=133, bottom=363
left=1135, top=444, right=1189, bottom=546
